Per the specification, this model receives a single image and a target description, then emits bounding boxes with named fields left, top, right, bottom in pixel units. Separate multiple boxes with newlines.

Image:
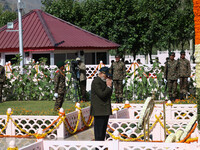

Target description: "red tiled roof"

left=0, top=9, right=120, bottom=52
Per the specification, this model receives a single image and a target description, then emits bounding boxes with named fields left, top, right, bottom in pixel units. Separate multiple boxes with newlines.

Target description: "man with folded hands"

left=90, top=67, right=113, bottom=141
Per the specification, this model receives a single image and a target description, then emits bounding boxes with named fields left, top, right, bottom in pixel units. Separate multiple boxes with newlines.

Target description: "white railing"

left=20, top=140, right=198, bottom=150
left=0, top=106, right=91, bottom=139
left=4, top=61, right=196, bottom=92
left=5, top=103, right=198, bottom=150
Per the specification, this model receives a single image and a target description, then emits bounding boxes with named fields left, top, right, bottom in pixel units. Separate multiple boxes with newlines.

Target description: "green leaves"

left=0, top=4, right=17, bottom=28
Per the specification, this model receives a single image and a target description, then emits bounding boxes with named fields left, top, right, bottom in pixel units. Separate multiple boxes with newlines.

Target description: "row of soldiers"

left=111, top=51, right=192, bottom=103
left=164, top=50, right=191, bottom=101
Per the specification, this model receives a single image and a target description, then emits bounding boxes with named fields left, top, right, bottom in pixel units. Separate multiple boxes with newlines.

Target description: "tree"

left=42, top=0, right=83, bottom=26
left=42, top=0, right=194, bottom=59
left=0, top=5, right=17, bottom=28
left=176, top=0, right=194, bottom=50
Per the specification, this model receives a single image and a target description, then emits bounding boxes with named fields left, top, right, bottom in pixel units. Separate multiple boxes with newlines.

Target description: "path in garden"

left=0, top=128, right=94, bottom=149
left=65, top=127, right=94, bottom=141
left=0, top=138, right=36, bottom=150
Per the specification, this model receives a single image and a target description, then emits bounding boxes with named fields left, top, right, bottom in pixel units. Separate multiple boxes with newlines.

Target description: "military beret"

left=115, top=55, right=120, bottom=58
left=99, top=67, right=112, bottom=77
left=169, top=52, right=175, bottom=56
left=180, top=50, right=185, bottom=54
left=56, top=61, right=65, bottom=68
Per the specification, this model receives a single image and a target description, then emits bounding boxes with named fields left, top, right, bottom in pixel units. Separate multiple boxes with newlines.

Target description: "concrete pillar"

left=50, top=52, right=54, bottom=66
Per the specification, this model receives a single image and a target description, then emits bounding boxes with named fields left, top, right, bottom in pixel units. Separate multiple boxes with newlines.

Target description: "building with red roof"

left=0, top=9, right=120, bottom=65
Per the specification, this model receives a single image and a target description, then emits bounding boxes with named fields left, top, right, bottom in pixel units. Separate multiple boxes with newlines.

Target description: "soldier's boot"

left=119, top=98, right=123, bottom=103
left=182, top=94, right=186, bottom=100
left=116, top=98, right=119, bottom=103
left=170, top=97, right=174, bottom=102
left=179, top=93, right=183, bottom=100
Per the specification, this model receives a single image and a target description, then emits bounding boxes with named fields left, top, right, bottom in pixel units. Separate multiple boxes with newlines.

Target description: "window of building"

left=85, top=53, right=95, bottom=64
left=54, top=53, right=66, bottom=65
left=32, top=54, right=50, bottom=65
left=5, top=54, right=17, bottom=64
left=67, top=53, right=78, bottom=60
left=97, top=52, right=107, bottom=64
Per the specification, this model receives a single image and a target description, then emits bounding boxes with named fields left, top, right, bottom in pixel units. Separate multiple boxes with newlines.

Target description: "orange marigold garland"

left=193, top=0, right=200, bottom=130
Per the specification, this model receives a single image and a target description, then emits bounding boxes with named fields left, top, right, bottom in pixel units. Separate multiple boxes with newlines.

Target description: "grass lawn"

left=0, top=96, right=196, bottom=116
left=0, top=101, right=90, bottom=116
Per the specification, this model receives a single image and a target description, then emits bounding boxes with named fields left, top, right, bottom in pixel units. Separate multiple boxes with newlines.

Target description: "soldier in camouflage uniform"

left=0, top=65, right=5, bottom=103
left=54, top=61, right=66, bottom=111
left=110, top=55, right=126, bottom=103
left=164, top=52, right=179, bottom=101
left=178, top=50, right=191, bottom=100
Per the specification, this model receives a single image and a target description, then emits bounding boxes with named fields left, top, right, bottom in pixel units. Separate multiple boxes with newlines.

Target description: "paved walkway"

left=0, top=128, right=94, bottom=149
left=65, top=127, right=94, bottom=141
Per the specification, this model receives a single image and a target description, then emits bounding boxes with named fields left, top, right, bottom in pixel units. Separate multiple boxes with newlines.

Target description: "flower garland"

left=193, top=0, right=200, bottom=130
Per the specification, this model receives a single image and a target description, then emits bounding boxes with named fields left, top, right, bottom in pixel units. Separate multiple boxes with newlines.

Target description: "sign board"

left=7, top=22, right=14, bottom=29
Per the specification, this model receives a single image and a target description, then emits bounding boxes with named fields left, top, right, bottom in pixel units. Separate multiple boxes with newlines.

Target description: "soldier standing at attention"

left=164, top=52, right=179, bottom=101
left=110, top=55, right=126, bottom=103
left=76, top=57, right=87, bottom=102
left=178, top=50, right=191, bottom=100
left=0, top=65, right=5, bottom=103
left=54, top=61, right=66, bottom=111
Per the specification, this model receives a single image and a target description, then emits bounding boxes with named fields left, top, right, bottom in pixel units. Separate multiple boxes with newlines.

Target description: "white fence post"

left=113, top=140, right=119, bottom=150
left=56, top=108, right=65, bottom=138
left=6, top=108, right=15, bottom=136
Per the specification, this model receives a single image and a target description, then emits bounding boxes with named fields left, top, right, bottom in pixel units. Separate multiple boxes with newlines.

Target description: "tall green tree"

left=0, top=5, right=17, bottom=28
left=176, top=0, right=194, bottom=50
left=42, top=0, right=83, bottom=26
left=42, top=0, right=194, bottom=58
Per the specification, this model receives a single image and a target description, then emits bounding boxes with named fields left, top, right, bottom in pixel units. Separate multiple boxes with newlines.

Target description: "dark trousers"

left=54, top=93, right=65, bottom=111
left=94, top=115, right=109, bottom=141
left=80, top=80, right=87, bottom=101
left=167, top=80, right=177, bottom=99
left=180, top=77, right=188, bottom=95
left=113, top=80, right=123, bottom=98
left=0, top=84, right=3, bottom=102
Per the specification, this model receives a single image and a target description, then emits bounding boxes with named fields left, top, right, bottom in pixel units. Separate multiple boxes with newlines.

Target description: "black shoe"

left=116, top=98, right=119, bottom=103
left=179, top=94, right=184, bottom=100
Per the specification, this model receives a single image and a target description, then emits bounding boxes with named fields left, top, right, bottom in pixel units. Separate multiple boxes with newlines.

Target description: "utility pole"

left=18, top=0, right=24, bottom=69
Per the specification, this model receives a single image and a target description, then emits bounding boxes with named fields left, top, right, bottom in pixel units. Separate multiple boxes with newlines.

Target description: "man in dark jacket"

left=90, top=67, right=113, bottom=141
left=54, top=61, right=66, bottom=111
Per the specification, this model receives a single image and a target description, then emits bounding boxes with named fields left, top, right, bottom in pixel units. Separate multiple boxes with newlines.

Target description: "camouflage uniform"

left=0, top=65, right=5, bottom=103
left=54, top=69, right=66, bottom=111
left=164, top=59, right=179, bottom=101
left=110, top=60, right=126, bottom=103
left=78, top=61, right=87, bottom=101
left=178, top=58, right=191, bottom=99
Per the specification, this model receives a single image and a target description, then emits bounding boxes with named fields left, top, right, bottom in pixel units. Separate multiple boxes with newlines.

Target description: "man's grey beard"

left=100, top=76, right=106, bottom=82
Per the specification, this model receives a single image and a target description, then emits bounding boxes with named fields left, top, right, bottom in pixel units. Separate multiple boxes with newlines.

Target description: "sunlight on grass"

left=0, top=101, right=90, bottom=115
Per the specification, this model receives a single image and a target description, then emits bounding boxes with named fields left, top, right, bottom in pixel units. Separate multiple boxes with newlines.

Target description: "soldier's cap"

left=180, top=50, right=185, bottom=55
left=76, top=57, right=81, bottom=61
left=137, top=59, right=140, bottom=61
left=99, top=67, right=112, bottom=77
left=115, top=55, right=120, bottom=58
left=169, top=52, right=175, bottom=56
left=56, top=61, right=65, bottom=68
